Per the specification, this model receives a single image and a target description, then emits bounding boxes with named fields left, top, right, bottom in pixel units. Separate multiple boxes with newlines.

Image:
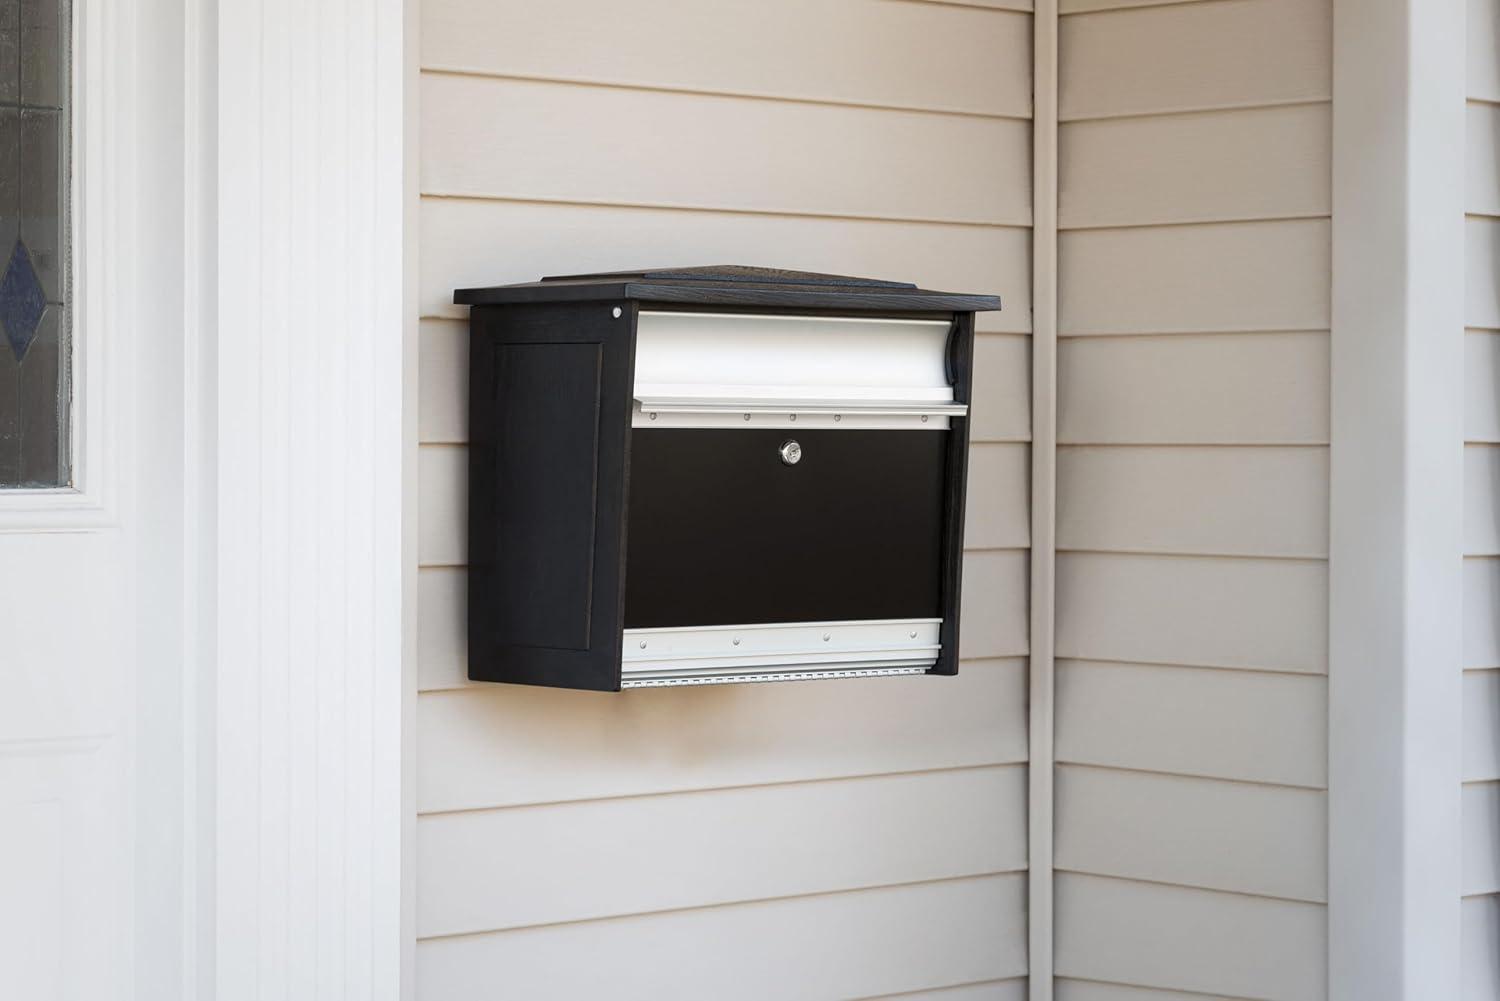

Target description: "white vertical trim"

left=1030, top=2, right=1058, bottom=998
left=1328, top=2, right=1466, bottom=998
left=213, top=0, right=405, bottom=997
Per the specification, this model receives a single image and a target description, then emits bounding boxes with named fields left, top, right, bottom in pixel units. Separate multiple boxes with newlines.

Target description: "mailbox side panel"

left=935, top=312, right=976, bottom=675
left=467, top=300, right=635, bottom=690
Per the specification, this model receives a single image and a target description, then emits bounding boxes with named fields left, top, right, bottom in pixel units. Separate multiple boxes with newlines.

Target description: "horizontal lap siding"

left=1465, top=6, right=1500, bottom=991
left=1056, top=0, right=1330, bottom=996
left=415, top=0, right=1033, bottom=995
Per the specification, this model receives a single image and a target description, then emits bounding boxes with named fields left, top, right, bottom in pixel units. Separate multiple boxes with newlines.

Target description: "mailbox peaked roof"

left=454, top=265, right=1002, bottom=312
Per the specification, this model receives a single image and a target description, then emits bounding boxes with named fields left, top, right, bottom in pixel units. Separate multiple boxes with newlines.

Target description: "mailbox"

left=454, top=266, right=1001, bottom=690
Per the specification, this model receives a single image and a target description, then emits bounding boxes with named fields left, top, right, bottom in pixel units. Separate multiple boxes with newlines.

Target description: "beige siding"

left=1465, top=7, right=1500, bottom=987
left=1056, top=0, right=1331, bottom=996
left=415, top=0, right=1033, bottom=995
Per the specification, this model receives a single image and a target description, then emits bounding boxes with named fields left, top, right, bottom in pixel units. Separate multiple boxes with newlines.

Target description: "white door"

left=0, top=0, right=193, bottom=997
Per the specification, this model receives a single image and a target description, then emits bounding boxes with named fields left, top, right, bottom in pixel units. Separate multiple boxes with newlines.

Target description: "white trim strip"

left=623, top=618, right=942, bottom=685
left=622, top=666, right=930, bottom=689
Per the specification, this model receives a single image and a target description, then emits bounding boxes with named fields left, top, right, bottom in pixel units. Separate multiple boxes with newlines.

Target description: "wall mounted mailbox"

left=454, top=266, right=1002, bottom=690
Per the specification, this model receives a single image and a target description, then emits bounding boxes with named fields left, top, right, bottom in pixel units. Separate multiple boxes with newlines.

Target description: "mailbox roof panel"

left=454, top=265, right=1002, bottom=312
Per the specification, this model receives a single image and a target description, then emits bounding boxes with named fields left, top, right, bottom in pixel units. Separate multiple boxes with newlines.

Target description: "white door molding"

left=208, top=0, right=407, bottom=996
left=1328, top=1, right=1467, bottom=997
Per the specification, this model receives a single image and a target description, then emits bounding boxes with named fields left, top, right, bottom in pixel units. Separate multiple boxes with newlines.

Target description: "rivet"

left=789, top=414, right=797, bottom=422
left=909, top=631, right=918, bottom=639
left=648, top=412, right=657, bottom=420
left=611, top=306, right=622, bottom=319
left=822, top=633, right=831, bottom=642
left=921, top=415, right=929, bottom=423
left=833, top=414, right=841, bottom=422
left=639, top=640, right=648, bottom=649
left=732, top=636, right=741, bottom=646
left=743, top=413, right=752, bottom=422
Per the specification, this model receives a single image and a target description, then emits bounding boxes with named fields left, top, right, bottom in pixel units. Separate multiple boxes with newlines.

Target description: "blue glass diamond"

left=0, top=240, right=48, bottom=361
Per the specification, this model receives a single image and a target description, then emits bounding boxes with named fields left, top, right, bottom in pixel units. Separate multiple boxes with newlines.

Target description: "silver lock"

left=779, top=439, right=802, bottom=466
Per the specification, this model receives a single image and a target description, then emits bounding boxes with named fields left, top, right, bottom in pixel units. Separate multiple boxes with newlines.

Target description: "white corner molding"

left=1328, top=1, right=1467, bottom=998
left=213, top=0, right=406, bottom=997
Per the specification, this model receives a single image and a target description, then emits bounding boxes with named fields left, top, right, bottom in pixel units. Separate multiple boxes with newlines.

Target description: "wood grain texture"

left=1465, top=894, right=1500, bottom=1000
left=1056, top=553, right=1327, bottom=672
left=421, top=0, right=1032, bottom=118
left=1469, top=101, right=1500, bottom=217
left=1056, top=660, right=1327, bottom=787
left=1466, top=331, right=1500, bottom=443
left=422, top=74, right=1031, bottom=226
left=1054, top=873, right=1326, bottom=1001
left=417, top=659, right=1028, bottom=811
left=1470, top=216, right=1500, bottom=329
left=1059, top=220, right=1330, bottom=335
left=1465, top=557, right=1500, bottom=669
left=1465, top=781, right=1500, bottom=896
left=1058, top=332, right=1329, bottom=445
left=416, top=874, right=1028, bottom=1001
left=1472, top=0, right=1500, bottom=103
left=422, top=198, right=1031, bottom=334
left=1059, top=0, right=1331, bottom=121
left=1056, top=765, right=1326, bottom=901
left=1060, top=104, right=1331, bottom=228
left=1057, top=445, right=1328, bottom=557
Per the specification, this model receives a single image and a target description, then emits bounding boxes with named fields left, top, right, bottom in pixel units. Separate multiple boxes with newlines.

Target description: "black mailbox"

left=454, top=266, right=1001, bottom=691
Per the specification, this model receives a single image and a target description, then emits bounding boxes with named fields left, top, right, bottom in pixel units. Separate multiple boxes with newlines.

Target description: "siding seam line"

left=417, top=192, right=1032, bottom=230
left=1056, top=654, right=1327, bottom=679
left=1054, top=868, right=1328, bottom=906
left=418, top=66, right=1033, bottom=122
left=1055, top=975, right=1260, bottom=1001
left=416, top=760, right=1029, bottom=818
left=1060, top=96, right=1333, bottom=125
left=1056, top=759, right=1327, bottom=792
left=415, top=871, right=1028, bottom=944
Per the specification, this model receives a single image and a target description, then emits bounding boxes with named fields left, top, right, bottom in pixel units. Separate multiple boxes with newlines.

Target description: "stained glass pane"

left=0, top=0, right=66, bottom=488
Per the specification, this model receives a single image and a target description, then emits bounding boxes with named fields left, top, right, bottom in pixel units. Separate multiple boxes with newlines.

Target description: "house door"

left=0, top=1, right=193, bottom=997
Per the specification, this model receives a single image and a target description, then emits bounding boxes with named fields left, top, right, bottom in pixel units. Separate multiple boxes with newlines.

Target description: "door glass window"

left=0, top=0, right=68, bottom=487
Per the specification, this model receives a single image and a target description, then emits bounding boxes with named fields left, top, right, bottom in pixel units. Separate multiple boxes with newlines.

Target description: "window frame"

left=0, top=0, right=117, bottom=530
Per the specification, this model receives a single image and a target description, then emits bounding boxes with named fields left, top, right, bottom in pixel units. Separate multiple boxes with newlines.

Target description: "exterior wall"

left=1464, top=0, right=1500, bottom=994
left=413, top=1, right=1034, bottom=997
left=1052, top=0, right=1332, bottom=998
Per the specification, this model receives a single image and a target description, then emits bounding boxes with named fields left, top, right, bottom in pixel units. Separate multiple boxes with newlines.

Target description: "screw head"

left=909, top=631, right=918, bottom=639
left=921, top=414, right=929, bottom=423
left=732, top=637, right=741, bottom=646
left=639, top=640, right=648, bottom=649
left=822, top=632, right=831, bottom=642
left=743, top=413, right=752, bottom=422
left=833, top=414, right=841, bottom=422
left=612, top=306, right=623, bottom=318
left=779, top=440, right=802, bottom=466
left=648, top=412, right=657, bottom=420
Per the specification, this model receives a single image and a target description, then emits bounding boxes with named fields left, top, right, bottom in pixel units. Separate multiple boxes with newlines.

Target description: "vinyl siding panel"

left=421, top=75, right=1032, bottom=226
left=415, top=1, right=1032, bottom=994
left=1056, top=661, right=1327, bottom=788
left=417, top=658, right=1028, bottom=812
left=416, top=874, right=1028, bottom=1001
left=422, top=0, right=1033, bottom=118
left=1467, top=19, right=1500, bottom=984
left=1056, top=765, right=1325, bottom=902
left=1060, top=104, right=1331, bottom=228
left=418, top=765, right=1025, bottom=937
left=1472, top=0, right=1500, bottom=104
left=1057, top=446, right=1327, bottom=558
left=1054, top=874, right=1326, bottom=1001
left=1059, top=219, right=1331, bottom=336
left=1056, top=553, right=1327, bottom=673
left=868, top=980, right=1029, bottom=1001
left=1058, top=332, right=1330, bottom=445
left=420, top=198, right=1032, bottom=334
left=1057, top=1, right=1329, bottom=995
left=1058, top=0, right=1331, bottom=121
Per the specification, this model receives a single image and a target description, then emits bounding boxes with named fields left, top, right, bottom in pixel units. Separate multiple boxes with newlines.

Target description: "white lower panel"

left=622, top=618, right=941, bottom=688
